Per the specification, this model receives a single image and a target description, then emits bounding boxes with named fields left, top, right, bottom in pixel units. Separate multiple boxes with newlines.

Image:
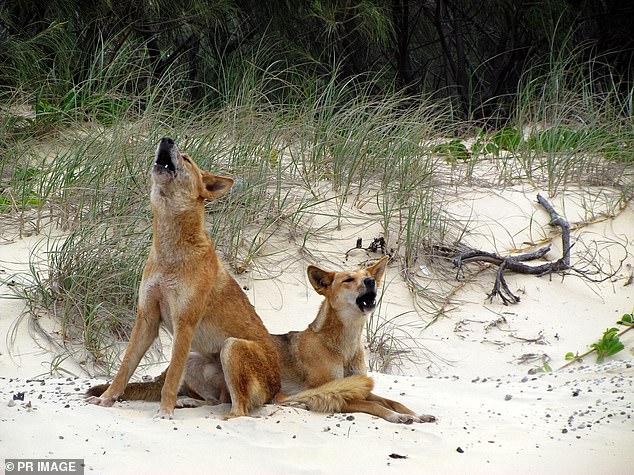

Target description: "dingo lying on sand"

left=272, top=257, right=436, bottom=423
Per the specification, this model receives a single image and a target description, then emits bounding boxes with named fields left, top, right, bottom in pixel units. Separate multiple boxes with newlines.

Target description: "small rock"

left=8, top=400, right=16, bottom=407
left=456, top=447, right=464, bottom=453
left=504, top=394, right=513, bottom=401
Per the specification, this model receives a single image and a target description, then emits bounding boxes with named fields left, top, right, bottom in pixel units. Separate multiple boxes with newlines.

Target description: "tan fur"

left=86, top=377, right=165, bottom=402
left=273, top=257, right=436, bottom=423
left=275, top=375, right=374, bottom=413
left=85, top=137, right=280, bottom=419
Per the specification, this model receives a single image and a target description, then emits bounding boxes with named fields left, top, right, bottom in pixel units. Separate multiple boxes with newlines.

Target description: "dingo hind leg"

left=366, top=393, right=436, bottom=423
left=341, top=399, right=423, bottom=424
left=220, top=337, right=280, bottom=418
left=175, top=352, right=230, bottom=408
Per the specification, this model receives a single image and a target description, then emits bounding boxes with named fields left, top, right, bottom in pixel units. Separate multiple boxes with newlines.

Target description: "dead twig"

left=345, top=237, right=389, bottom=259
left=452, top=193, right=621, bottom=305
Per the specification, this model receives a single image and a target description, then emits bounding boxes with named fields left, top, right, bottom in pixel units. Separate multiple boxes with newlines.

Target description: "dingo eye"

left=343, top=277, right=354, bottom=283
left=182, top=156, right=191, bottom=163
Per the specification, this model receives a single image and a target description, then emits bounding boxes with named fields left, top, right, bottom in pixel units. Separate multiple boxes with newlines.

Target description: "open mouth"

left=153, top=137, right=178, bottom=175
left=154, top=149, right=176, bottom=174
left=356, top=290, right=377, bottom=312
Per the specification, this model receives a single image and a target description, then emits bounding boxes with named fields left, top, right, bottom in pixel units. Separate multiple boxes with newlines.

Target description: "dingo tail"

left=277, top=375, right=373, bottom=413
left=86, top=370, right=166, bottom=401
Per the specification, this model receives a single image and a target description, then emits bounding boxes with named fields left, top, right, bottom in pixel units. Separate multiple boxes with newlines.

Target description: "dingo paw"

left=418, top=414, right=436, bottom=423
left=386, top=412, right=416, bottom=424
left=154, top=407, right=174, bottom=419
left=175, top=397, right=210, bottom=408
left=85, top=395, right=116, bottom=407
left=387, top=412, right=436, bottom=424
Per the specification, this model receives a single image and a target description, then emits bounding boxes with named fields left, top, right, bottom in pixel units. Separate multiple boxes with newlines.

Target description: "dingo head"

left=307, top=257, right=388, bottom=317
left=152, top=136, right=233, bottom=204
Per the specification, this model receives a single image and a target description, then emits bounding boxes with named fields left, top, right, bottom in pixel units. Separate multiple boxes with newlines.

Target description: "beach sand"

left=1, top=186, right=632, bottom=474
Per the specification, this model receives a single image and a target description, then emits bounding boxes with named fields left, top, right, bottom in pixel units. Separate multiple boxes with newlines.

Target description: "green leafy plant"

left=491, top=127, right=522, bottom=152
left=526, top=127, right=580, bottom=152
left=0, top=166, right=42, bottom=213
left=470, top=128, right=496, bottom=158
left=617, top=313, right=633, bottom=326
left=590, top=327, right=625, bottom=363
left=0, top=194, right=41, bottom=212
left=432, top=139, right=470, bottom=162
left=560, top=310, right=634, bottom=369
left=534, top=362, right=553, bottom=373
left=470, top=127, right=522, bottom=159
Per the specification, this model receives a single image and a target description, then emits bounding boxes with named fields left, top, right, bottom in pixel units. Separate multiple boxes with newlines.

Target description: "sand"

left=1, top=186, right=633, bottom=474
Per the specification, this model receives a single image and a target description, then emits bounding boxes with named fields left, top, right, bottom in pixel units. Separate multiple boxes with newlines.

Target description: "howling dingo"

left=86, top=137, right=281, bottom=419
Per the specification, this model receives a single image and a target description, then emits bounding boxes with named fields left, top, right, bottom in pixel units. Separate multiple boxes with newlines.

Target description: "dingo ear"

left=368, top=256, right=388, bottom=285
left=307, top=266, right=335, bottom=294
left=200, top=173, right=233, bottom=200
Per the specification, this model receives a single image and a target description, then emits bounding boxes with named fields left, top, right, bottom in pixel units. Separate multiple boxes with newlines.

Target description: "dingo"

left=86, top=137, right=281, bottom=418
left=274, top=257, right=436, bottom=423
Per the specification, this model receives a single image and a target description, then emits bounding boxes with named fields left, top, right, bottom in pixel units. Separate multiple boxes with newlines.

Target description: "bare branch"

left=452, top=194, right=622, bottom=305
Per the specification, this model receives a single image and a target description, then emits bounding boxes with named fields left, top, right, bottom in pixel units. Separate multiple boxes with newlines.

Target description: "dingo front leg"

left=86, top=298, right=160, bottom=407
left=155, top=322, right=196, bottom=419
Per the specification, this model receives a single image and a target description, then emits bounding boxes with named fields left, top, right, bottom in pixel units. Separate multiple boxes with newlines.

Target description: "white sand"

left=1, top=187, right=633, bottom=474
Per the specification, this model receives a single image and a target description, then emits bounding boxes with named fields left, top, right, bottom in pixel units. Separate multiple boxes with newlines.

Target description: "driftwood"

left=453, top=193, right=597, bottom=305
